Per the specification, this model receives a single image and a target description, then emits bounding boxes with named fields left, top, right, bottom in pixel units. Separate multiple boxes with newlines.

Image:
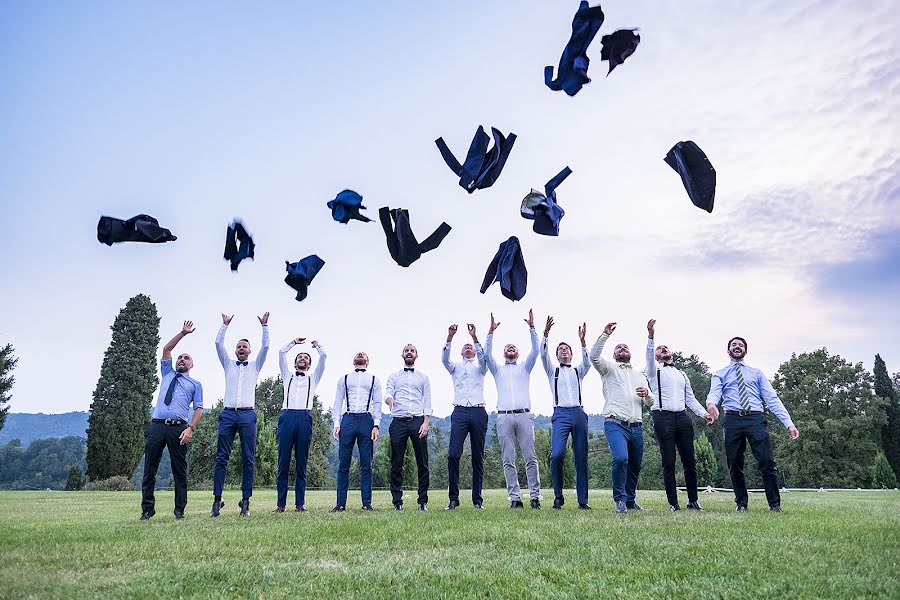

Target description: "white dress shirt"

left=279, top=340, right=327, bottom=410
left=644, top=338, right=708, bottom=417
left=385, top=368, right=432, bottom=418
left=332, top=369, right=383, bottom=427
left=442, top=342, right=487, bottom=407
left=484, top=328, right=539, bottom=411
left=215, top=323, right=269, bottom=409
left=589, top=333, right=655, bottom=422
left=541, top=337, right=591, bottom=408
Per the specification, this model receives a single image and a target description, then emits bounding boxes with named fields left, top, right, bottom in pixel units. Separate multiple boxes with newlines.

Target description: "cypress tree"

left=86, top=294, right=160, bottom=481
left=0, top=343, right=17, bottom=432
left=874, top=354, right=900, bottom=480
left=65, top=464, right=85, bottom=491
left=694, top=433, right=716, bottom=488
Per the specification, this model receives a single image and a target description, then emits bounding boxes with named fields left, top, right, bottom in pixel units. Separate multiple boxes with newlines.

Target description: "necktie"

left=355, top=368, right=366, bottom=372
left=164, top=373, right=182, bottom=406
left=733, top=363, right=751, bottom=410
left=296, top=371, right=306, bottom=377
left=236, top=361, right=248, bottom=367
left=404, top=367, right=415, bottom=372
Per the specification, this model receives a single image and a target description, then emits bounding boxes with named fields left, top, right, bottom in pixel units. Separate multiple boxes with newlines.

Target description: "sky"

left=1, top=0, right=898, bottom=417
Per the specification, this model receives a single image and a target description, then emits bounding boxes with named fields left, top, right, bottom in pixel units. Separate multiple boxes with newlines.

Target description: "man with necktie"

left=141, top=321, right=203, bottom=520
left=485, top=309, right=542, bottom=509
left=442, top=323, right=488, bottom=510
left=331, top=352, right=382, bottom=512
left=211, top=311, right=269, bottom=518
left=590, top=322, right=655, bottom=513
left=706, top=336, right=800, bottom=512
left=645, top=319, right=713, bottom=512
left=385, top=344, right=432, bottom=511
left=274, top=336, right=326, bottom=513
left=541, top=316, right=592, bottom=510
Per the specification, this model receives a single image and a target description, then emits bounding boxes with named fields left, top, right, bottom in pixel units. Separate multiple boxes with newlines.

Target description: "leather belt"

left=224, top=407, right=254, bottom=412
left=725, top=410, right=762, bottom=416
left=605, top=416, right=642, bottom=427
left=498, top=409, right=529, bottom=414
left=151, top=418, right=186, bottom=426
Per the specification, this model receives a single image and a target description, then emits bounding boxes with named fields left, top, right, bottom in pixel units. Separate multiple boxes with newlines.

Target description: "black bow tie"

left=295, top=371, right=306, bottom=377
left=355, top=368, right=366, bottom=372
left=560, top=364, right=572, bottom=368
left=236, top=361, right=248, bottom=367
left=404, top=367, right=415, bottom=372
left=664, top=363, right=676, bottom=367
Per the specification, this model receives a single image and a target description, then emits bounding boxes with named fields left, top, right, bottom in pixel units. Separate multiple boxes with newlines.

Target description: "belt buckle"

left=739, top=410, right=751, bottom=417
left=164, top=418, right=175, bottom=425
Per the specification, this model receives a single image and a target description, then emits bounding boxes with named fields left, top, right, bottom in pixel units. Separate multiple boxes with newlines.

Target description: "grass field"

left=1, top=489, right=898, bottom=599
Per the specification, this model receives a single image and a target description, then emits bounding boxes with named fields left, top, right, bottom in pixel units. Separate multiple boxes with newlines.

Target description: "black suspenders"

left=287, top=374, right=313, bottom=410
left=554, top=367, right=582, bottom=406
left=345, top=373, right=376, bottom=413
left=657, top=368, right=662, bottom=410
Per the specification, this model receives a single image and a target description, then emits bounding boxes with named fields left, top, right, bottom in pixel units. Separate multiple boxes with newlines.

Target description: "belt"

left=454, top=404, right=486, bottom=409
left=151, top=418, right=187, bottom=426
left=224, top=407, right=254, bottom=412
left=605, top=416, right=642, bottom=427
left=498, top=409, right=529, bottom=414
left=725, top=410, right=762, bottom=416
left=651, top=410, right=686, bottom=416
left=281, top=408, right=311, bottom=413
left=392, top=415, right=423, bottom=421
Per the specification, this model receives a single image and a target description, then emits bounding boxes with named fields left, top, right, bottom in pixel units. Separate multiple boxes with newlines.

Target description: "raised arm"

left=163, top=321, right=195, bottom=361
left=279, top=337, right=305, bottom=379
left=468, top=324, right=487, bottom=374
left=255, top=312, right=270, bottom=370
left=589, top=323, right=616, bottom=376
left=215, top=314, right=232, bottom=367
left=484, top=313, right=500, bottom=375
left=523, top=309, right=539, bottom=372
left=540, top=316, right=555, bottom=377
left=645, top=319, right=656, bottom=377
left=312, top=341, right=327, bottom=383
left=442, top=324, right=457, bottom=373
left=576, top=323, right=590, bottom=379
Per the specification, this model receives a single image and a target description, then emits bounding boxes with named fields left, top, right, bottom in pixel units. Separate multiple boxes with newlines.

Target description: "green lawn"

left=1, top=489, right=898, bottom=599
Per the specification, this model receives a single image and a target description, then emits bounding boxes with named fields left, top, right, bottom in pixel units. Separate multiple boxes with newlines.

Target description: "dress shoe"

left=686, top=501, right=703, bottom=511
left=531, top=499, right=541, bottom=509
left=735, top=504, right=748, bottom=513
left=174, top=511, right=185, bottom=520
left=238, top=498, right=251, bottom=517
left=770, top=504, right=782, bottom=513
left=669, top=505, right=681, bottom=512
left=626, top=502, right=643, bottom=511
left=510, top=500, right=525, bottom=509
left=577, top=503, right=592, bottom=510
left=361, top=505, right=374, bottom=511
left=418, top=503, right=428, bottom=512
left=394, top=503, right=403, bottom=511
left=615, top=500, right=628, bottom=513
left=210, top=500, right=224, bottom=518
left=552, top=497, right=565, bottom=510
left=273, top=507, right=285, bottom=513
left=445, top=500, right=460, bottom=511
left=330, top=506, right=345, bottom=513
left=139, top=510, right=155, bottom=521
left=295, top=506, right=307, bottom=513
left=473, top=503, right=484, bottom=509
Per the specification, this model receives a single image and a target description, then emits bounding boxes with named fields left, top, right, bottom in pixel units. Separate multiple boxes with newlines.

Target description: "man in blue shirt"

left=141, top=321, right=203, bottom=521
left=706, top=336, right=800, bottom=512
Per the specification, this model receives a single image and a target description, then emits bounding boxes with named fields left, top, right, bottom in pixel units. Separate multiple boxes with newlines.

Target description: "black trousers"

left=141, top=421, right=188, bottom=514
left=723, top=413, right=780, bottom=507
left=652, top=410, right=698, bottom=506
left=389, top=416, right=429, bottom=505
left=448, top=406, right=488, bottom=505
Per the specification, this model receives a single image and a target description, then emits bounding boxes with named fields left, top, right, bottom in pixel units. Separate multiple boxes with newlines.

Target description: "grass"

left=1, top=489, right=898, bottom=599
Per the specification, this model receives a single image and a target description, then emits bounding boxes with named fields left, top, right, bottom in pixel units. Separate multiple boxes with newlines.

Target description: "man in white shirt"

left=645, top=319, right=713, bottom=512
left=590, top=322, right=655, bottom=513
left=385, top=345, right=432, bottom=511
left=331, top=352, right=382, bottom=512
left=442, top=323, right=488, bottom=510
left=485, top=309, right=542, bottom=509
left=274, top=336, right=326, bottom=513
left=211, top=312, right=269, bottom=518
left=541, top=316, right=592, bottom=510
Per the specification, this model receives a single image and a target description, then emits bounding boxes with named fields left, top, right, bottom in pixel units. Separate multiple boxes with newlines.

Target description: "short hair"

left=727, top=336, right=748, bottom=351
left=295, top=352, right=311, bottom=363
left=238, top=338, right=250, bottom=344
left=556, top=342, right=573, bottom=353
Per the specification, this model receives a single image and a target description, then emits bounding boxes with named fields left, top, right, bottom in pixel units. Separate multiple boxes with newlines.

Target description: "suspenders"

left=656, top=366, right=689, bottom=411
left=286, top=374, right=313, bottom=409
left=345, top=374, right=375, bottom=413
left=554, top=367, right=582, bottom=406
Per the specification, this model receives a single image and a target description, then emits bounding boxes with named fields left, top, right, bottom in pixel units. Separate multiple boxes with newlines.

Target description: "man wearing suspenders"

left=645, top=320, right=713, bottom=512
left=541, top=316, right=592, bottom=510
left=331, top=352, right=382, bottom=512
left=274, top=336, right=327, bottom=513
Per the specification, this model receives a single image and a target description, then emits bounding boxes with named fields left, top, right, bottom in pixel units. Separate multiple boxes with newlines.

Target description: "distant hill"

left=0, top=412, right=89, bottom=446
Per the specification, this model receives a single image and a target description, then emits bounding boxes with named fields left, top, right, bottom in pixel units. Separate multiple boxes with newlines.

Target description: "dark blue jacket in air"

left=545, top=1, right=606, bottom=96
left=435, top=126, right=517, bottom=193
left=379, top=207, right=452, bottom=267
left=284, top=255, right=326, bottom=301
left=480, top=236, right=528, bottom=302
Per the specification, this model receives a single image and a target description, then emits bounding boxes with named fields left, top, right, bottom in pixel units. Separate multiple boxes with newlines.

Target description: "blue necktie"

left=236, top=361, right=248, bottom=367
left=732, top=364, right=751, bottom=410
left=164, top=373, right=182, bottom=406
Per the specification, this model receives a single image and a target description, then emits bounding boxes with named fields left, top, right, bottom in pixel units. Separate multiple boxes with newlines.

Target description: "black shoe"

left=238, top=498, right=250, bottom=517
left=577, top=503, right=592, bottom=510
left=174, top=511, right=185, bottom=520
left=418, top=503, right=428, bottom=512
left=510, top=500, right=525, bottom=509
left=273, top=507, right=285, bottom=513
left=362, top=505, right=374, bottom=511
left=210, top=500, right=224, bottom=518
left=615, top=501, right=628, bottom=513
left=330, top=506, right=345, bottom=513
left=626, top=502, right=643, bottom=511
left=552, top=497, right=564, bottom=510
left=770, top=504, right=782, bottom=513
left=669, top=505, right=681, bottom=512
left=473, top=503, right=484, bottom=509
left=686, top=501, right=703, bottom=511
left=139, top=510, right=155, bottom=521
left=394, top=503, right=403, bottom=511
left=295, top=506, right=307, bottom=513
left=446, top=500, right=460, bottom=511
left=736, top=504, right=748, bottom=513
left=530, top=499, right=541, bottom=510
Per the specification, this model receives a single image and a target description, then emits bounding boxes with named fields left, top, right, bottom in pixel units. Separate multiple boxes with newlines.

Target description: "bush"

left=89, top=476, right=135, bottom=491
left=873, top=451, right=898, bottom=489
left=64, top=464, right=85, bottom=491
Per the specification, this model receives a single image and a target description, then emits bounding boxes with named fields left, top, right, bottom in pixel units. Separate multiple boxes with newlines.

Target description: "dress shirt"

left=589, top=333, right=655, bottom=422
left=385, top=368, right=432, bottom=418
left=707, top=361, right=794, bottom=428
left=645, top=338, right=708, bottom=417
left=152, top=359, right=203, bottom=421
left=279, top=341, right=327, bottom=409
left=441, top=342, right=487, bottom=407
left=333, top=369, right=383, bottom=427
left=541, top=337, right=591, bottom=407
left=484, top=328, right=539, bottom=411
left=215, top=323, right=269, bottom=409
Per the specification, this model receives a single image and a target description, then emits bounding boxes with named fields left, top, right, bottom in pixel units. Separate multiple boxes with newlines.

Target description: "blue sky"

left=1, top=0, right=898, bottom=416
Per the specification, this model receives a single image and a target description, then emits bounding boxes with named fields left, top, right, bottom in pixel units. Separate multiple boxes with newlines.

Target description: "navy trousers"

left=214, top=408, right=257, bottom=499
left=723, top=413, right=780, bottom=507
left=604, top=419, right=644, bottom=504
left=550, top=406, right=589, bottom=505
left=448, top=406, right=488, bottom=505
left=276, top=409, right=313, bottom=508
left=141, top=421, right=188, bottom=514
left=336, top=413, right=375, bottom=508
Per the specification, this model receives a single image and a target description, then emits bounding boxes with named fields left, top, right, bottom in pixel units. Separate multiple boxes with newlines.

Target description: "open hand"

left=647, top=319, right=656, bottom=338
left=578, top=323, right=587, bottom=347
left=544, top=316, right=554, bottom=337
left=222, top=314, right=234, bottom=325
left=258, top=312, right=270, bottom=326
left=182, top=321, right=195, bottom=335
left=604, top=322, right=617, bottom=336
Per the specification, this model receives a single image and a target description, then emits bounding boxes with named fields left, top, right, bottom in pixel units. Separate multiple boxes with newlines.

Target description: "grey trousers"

left=496, top=413, right=540, bottom=501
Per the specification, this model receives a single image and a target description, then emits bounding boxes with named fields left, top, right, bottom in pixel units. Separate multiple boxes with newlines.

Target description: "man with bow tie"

left=331, top=352, right=382, bottom=512
left=590, top=322, right=655, bottom=513
left=442, top=323, right=488, bottom=510
left=274, top=336, right=326, bottom=513
left=541, top=316, right=592, bottom=510
left=211, top=311, right=269, bottom=517
left=645, top=319, right=713, bottom=512
left=385, top=344, right=432, bottom=511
